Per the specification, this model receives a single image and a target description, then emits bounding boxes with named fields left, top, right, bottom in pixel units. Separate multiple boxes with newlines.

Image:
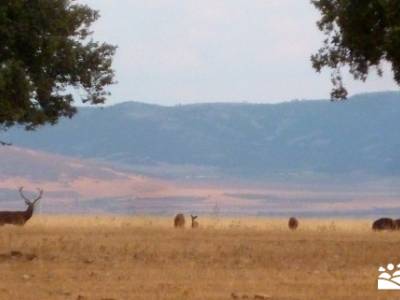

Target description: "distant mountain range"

left=3, top=91, right=400, bottom=179
left=2, top=91, right=400, bottom=216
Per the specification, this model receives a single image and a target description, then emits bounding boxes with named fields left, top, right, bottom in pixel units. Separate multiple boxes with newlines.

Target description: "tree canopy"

left=311, top=0, right=400, bottom=99
left=0, top=0, right=116, bottom=130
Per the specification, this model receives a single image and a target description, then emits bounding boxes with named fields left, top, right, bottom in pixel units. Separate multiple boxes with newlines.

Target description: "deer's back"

left=174, top=214, right=185, bottom=228
left=372, top=218, right=395, bottom=231
left=0, top=211, right=27, bottom=225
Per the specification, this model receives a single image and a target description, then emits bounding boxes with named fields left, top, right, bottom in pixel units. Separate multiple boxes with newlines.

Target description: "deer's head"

left=19, top=187, right=43, bottom=211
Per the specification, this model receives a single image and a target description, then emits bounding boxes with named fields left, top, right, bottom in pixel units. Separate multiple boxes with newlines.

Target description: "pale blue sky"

left=79, top=0, right=398, bottom=105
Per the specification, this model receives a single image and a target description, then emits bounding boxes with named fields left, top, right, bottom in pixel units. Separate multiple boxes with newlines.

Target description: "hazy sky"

left=79, top=0, right=398, bottom=105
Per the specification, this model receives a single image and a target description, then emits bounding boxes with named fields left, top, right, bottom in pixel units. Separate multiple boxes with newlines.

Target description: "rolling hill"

left=3, top=91, right=400, bottom=180
left=2, top=91, right=400, bottom=216
left=1, top=146, right=400, bottom=217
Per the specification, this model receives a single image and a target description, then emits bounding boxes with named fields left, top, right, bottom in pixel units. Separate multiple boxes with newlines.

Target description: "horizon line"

left=76, top=90, right=400, bottom=108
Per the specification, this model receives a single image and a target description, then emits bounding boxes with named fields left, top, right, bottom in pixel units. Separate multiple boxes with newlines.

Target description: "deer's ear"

left=24, top=200, right=31, bottom=206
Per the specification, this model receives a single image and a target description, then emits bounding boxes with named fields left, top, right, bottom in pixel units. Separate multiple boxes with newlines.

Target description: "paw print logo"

left=378, top=263, right=400, bottom=290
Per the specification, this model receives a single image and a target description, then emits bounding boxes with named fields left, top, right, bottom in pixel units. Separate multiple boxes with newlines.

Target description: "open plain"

left=0, top=217, right=399, bottom=300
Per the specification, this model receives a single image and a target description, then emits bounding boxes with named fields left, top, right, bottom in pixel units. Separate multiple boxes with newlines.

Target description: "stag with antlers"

left=0, top=187, right=43, bottom=226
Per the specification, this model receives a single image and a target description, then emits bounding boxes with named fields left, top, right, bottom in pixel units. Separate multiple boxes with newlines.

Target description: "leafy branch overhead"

left=0, top=0, right=116, bottom=129
left=311, top=0, right=400, bottom=100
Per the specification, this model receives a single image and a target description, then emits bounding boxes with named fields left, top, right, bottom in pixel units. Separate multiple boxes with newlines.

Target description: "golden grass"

left=0, top=216, right=398, bottom=300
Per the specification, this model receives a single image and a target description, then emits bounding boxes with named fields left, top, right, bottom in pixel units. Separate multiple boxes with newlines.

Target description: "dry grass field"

left=0, top=216, right=399, bottom=300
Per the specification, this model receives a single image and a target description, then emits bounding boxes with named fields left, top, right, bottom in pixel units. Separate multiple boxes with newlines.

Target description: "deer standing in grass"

left=0, top=187, right=43, bottom=226
left=394, top=219, right=400, bottom=230
left=174, top=213, right=185, bottom=228
left=191, top=215, right=199, bottom=228
left=288, top=217, right=299, bottom=230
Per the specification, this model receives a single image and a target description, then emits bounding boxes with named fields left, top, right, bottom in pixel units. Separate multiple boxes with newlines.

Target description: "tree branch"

left=0, top=141, right=12, bottom=146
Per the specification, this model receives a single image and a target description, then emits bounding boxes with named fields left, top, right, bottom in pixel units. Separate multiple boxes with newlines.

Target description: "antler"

left=33, top=188, right=43, bottom=203
left=19, top=187, right=43, bottom=205
left=19, top=187, right=31, bottom=205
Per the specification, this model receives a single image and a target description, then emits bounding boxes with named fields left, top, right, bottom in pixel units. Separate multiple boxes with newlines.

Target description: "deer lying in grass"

left=0, top=187, right=43, bottom=226
left=372, top=218, right=395, bottom=231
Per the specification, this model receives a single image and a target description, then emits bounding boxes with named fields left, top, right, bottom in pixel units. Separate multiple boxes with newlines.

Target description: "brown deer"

left=288, top=217, right=299, bottom=230
left=191, top=215, right=199, bottom=228
left=0, top=187, right=43, bottom=226
left=174, top=213, right=185, bottom=228
left=372, top=218, right=395, bottom=231
left=394, top=219, right=400, bottom=230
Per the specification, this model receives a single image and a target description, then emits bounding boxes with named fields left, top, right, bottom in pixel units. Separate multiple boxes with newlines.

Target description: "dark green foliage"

left=311, top=0, right=400, bottom=99
left=0, top=0, right=116, bottom=129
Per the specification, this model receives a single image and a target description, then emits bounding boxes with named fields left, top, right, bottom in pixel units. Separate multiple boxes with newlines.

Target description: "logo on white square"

left=378, top=263, right=400, bottom=290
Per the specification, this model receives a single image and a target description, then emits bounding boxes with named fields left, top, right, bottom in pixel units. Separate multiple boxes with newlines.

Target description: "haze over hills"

left=1, top=146, right=400, bottom=217
left=4, top=91, right=400, bottom=180
left=1, top=91, right=400, bottom=216
left=0, top=146, right=174, bottom=214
